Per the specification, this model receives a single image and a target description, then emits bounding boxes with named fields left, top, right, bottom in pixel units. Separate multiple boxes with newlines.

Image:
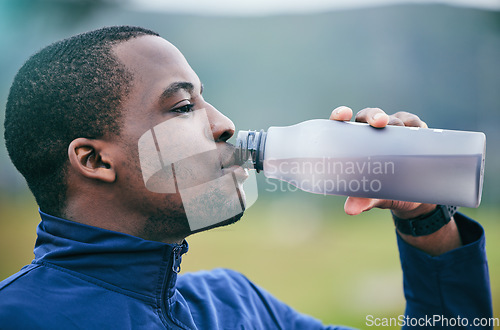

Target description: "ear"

left=68, top=138, right=116, bottom=183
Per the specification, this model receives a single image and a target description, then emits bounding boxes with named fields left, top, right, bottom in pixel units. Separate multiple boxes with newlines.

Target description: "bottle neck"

left=235, top=129, right=267, bottom=172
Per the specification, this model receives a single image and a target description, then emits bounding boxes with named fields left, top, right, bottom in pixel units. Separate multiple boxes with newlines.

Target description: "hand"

left=330, top=106, right=462, bottom=255
left=329, top=106, right=436, bottom=219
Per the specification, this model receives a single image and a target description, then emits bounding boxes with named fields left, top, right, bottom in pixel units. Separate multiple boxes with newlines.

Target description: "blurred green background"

left=1, top=0, right=499, bottom=328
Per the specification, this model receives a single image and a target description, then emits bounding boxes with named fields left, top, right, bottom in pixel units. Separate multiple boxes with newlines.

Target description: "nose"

left=205, top=102, right=235, bottom=142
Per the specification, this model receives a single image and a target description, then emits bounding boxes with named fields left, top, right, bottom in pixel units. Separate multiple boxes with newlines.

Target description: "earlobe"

left=68, top=138, right=116, bottom=183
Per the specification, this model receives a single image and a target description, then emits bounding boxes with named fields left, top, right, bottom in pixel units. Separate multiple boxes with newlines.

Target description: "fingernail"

left=373, top=113, right=385, bottom=121
left=334, top=106, right=345, bottom=115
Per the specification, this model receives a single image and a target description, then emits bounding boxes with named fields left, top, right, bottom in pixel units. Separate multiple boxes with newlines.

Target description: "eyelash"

left=171, top=103, right=195, bottom=114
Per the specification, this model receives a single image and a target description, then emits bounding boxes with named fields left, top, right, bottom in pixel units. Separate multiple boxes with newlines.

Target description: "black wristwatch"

left=392, top=205, right=458, bottom=237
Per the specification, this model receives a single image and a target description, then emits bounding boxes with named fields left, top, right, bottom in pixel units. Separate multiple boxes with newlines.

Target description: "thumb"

left=344, top=197, right=393, bottom=215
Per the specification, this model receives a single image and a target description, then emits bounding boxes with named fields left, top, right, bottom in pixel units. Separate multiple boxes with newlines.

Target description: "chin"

left=187, top=210, right=245, bottom=236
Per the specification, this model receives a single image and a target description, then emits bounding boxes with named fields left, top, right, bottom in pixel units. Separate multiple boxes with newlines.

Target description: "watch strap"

left=392, top=205, right=458, bottom=237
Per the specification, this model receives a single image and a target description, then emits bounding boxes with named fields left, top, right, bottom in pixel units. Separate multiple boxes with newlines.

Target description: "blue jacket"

left=0, top=211, right=492, bottom=329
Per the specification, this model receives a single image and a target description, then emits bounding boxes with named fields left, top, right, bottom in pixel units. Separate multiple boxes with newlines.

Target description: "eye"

left=171, top=103, right=195, bottom=114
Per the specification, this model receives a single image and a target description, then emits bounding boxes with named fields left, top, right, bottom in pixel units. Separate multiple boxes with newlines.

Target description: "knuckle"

left=355, top=107, right=384, bottom=122
left=406, top=118, right=423, bottom=127
left=393, top=111, right=424, bottom=127
left=365, top=107, right=384, bottom=114
left=387, top=117, right=405, bottom=126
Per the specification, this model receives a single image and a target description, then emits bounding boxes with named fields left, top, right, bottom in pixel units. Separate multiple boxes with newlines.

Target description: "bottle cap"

left=235, top=129, right=266, bottom=172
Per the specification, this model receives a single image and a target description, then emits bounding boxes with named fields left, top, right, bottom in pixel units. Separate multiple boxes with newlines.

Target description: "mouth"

left=221, top=165, right=249, bottom=182
left=220, top=144, right=250, bottom=181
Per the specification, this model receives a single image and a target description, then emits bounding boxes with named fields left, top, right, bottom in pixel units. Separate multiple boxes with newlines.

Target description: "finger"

left=391, top=202, right=437, bottom=219
left=387, top=117, right=405, bottom=126
left=354, top=108, right=390, bottom=128
left=392, top=111, right=428, bottom=128
left=329, top=106, right=353, bottom=121
left=344, top=197, right=421, bottom=216
left=344, top=197, right=380, bottom=215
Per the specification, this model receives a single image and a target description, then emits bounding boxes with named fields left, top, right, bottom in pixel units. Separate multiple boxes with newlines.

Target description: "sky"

left=127, top=0, right=500, bottom=15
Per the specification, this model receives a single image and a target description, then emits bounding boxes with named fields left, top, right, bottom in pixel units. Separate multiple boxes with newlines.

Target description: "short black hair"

left=4, top=26, right=160, bottom=216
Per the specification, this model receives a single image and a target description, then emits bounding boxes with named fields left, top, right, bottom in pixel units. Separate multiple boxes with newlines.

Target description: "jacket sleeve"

left=397, top=213, right=493, bottom=329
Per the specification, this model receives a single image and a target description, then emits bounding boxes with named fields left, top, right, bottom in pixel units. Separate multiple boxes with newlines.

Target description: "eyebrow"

left=159, top=81, right=195, bottom=103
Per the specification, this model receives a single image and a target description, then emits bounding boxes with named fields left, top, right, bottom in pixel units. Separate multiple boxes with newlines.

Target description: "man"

left=0, top=26, right=493, bottom=329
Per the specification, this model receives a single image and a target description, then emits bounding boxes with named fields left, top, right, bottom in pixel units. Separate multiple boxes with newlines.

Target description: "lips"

left=221, top=165, right=249, bottom=182
left=219, top=144, right=241, bottom=168
left=220, top=144, right=249, bottom=182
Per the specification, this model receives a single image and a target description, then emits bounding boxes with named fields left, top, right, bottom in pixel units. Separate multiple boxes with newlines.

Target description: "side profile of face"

left=108, top=35, right=249, bottom=242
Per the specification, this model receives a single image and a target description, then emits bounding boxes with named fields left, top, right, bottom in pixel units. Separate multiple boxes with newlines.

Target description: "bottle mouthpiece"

left=235, top=129, right=266, bottom=172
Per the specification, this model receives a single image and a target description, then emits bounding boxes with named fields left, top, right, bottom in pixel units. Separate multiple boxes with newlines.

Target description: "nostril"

left=217, top=130, right=233, bottom=142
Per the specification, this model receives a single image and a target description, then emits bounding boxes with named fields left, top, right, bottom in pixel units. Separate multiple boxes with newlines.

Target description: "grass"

left=1, top=192, right=499, bottom=329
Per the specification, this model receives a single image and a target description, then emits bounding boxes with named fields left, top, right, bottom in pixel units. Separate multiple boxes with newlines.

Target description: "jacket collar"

left=34, top=210, right=189, bottom=301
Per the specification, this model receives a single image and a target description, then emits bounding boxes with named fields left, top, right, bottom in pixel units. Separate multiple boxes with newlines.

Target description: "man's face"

left=111, top=35, right=251, bottom=242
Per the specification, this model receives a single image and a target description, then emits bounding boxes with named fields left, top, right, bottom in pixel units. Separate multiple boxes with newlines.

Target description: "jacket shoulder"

left=0, top=264, right=45, bottom=327
left=177, top=268, right=255, bottom=295
left=0, top=263, right=41, bottom=291
left=0, top=262, right=159, bottom=329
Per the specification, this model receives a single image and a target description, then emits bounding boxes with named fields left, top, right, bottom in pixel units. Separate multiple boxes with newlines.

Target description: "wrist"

left=398, top=218, right=462, bottom=256
left=392, top=205, right=458, bottom=237
left=391, top=203, right=437, bottom=219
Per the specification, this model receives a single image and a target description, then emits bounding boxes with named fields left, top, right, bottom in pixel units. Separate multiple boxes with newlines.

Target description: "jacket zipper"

left=172, top=244, right=183, bottom=274
left=159, top=242, right=189, bottom=329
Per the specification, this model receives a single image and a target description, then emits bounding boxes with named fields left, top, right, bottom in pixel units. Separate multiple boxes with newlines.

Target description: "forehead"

left=112, top=35, right=200, bottom=128
left=112, top=35, right=194, bottom=79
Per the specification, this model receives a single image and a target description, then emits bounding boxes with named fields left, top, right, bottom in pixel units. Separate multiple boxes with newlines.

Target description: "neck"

left=63, top=199, right=187, bottom=244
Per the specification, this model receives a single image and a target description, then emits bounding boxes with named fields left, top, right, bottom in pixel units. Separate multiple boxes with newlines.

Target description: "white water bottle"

left=235, top=119, right=485, bottom=208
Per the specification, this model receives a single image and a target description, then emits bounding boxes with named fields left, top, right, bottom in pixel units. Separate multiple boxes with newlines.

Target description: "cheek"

left=137, top=109, right=221, bottom=193
left=137, top=151, right=222, bottom=194
left=173, top=150, right=222, bottom=188
left=147, top=108, right=216, bottom=165
left=120, top=160, right=186, bottom=217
